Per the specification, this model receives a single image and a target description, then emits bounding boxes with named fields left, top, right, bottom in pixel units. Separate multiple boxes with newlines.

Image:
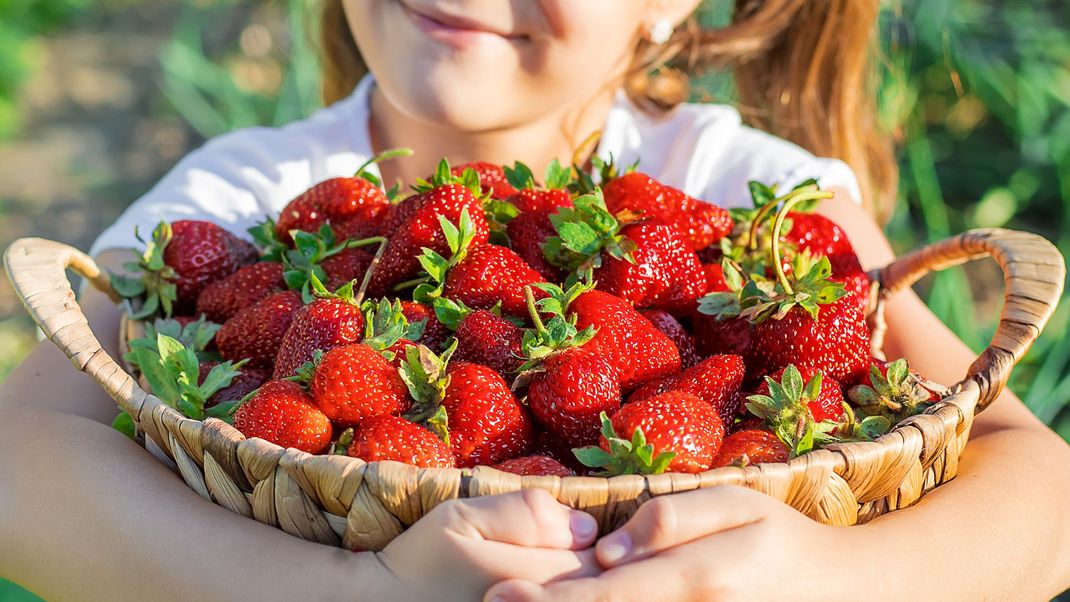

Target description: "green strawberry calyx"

left=504, top=158, right=572, bottom=191
left=542, top=188, right=637, bottom=283
left=411, top=158, right=483, bottom=198
left=110, top=221, right=179, bottom=319
left=248, top=217, right=291, bottom=262
left=516, top=283, right=596, bottom=373
left=308, top=271, right=361, bottom=306
left=572, top=412, right=676, bottom=476
left=353, top=147, right=414, bottom=188
left=281, top=223, right=386, bottom=303
left=361, top=298, right=426, bottom=360
left=848, top=358, right=944, bottom=424
left=411, top=208, right=480, bottom=302
left=745, top=365, right=839, bottom=457
left=400, top=340, right=458, bottom=424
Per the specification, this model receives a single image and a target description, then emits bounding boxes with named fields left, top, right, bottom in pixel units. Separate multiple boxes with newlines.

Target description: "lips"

left=397, top=1, right=522, bottom=40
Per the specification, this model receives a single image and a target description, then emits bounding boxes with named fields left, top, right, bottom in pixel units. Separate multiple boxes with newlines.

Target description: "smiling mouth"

left=397, top=1, right=527, bottom=42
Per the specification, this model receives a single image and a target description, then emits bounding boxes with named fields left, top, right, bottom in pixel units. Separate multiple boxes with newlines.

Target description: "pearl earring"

left=648, top=18, right=673, bottom=45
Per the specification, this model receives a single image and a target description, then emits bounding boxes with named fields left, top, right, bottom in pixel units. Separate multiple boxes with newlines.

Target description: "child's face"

left=343, top=0, right=695, bottom=131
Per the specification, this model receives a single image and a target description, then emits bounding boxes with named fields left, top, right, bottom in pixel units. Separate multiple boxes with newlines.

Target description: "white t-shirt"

left=90, top=76, right=861, bottom=255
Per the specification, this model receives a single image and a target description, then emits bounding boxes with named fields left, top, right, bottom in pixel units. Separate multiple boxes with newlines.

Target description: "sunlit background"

left=0, top=1, right=1069, bottom=599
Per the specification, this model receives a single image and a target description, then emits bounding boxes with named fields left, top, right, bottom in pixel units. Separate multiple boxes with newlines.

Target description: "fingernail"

left=598, top=531, right=632, bottom=563
left=570, top=511, right=597, bottom=540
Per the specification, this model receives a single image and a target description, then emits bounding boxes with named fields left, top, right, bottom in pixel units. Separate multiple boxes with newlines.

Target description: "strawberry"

left=438, top=362, right=535, bottom=467
left=640, top=309, right=700, bottom=368
left=217, top=290, right=304, bottom=369
left=199, top=363, right=270, bottom=408
left=702, top=262, right=729, bottom=293
left=233, top=379, right=333, bottom=454
left=274, top=149, right=408, bottom=245
left=576, top=392, right=725, bottom=475
left=756, top=365, right=846, bottom=423
left=782, top=211, right=856, bottom=259
left=692, top=312, right=754, bottom=358
left=368, top=161, right=489, bottom=295
left=847, top=358, right=943, bottom=424
left=503, top=159, right=573, bottom=214
left=196, top=261, right=285, bottom=324
left=272, top=278, right=366, bottom=378
left=454, top=310, right=523, bottom=375
left=275, top=225, right=383, bottom=298
left=112, top=220, right=258, bottom=318
left=494, top=455, right=574, bottom=477
left=451, top=161, right=517, bottom=200
left=444, top=245, right=545, bottom=319
left=526, top=348, right=622, bottom=447
left=570, top=289, right=681, bottom=391
left=399, top=302, right=449, bottom=351
left=712, top=429, right=789, bottom=467
left=602, top=171, right=733, bottom=251
left=628, top=354, right=745, bottom=424
left=531, top=430, right=586, bottom=473
left=506, top=210, right=567, bottom=281
left=347, top=415, right=455, bottom=468
left=308, top=343, right=411, bottom=427
left=745, top=364, right=844, bottom=455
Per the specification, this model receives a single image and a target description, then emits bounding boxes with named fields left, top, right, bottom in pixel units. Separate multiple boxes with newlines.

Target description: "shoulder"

left=91, top=82, right=375, bottom=255
left=599, top=99, right=862, bottom=208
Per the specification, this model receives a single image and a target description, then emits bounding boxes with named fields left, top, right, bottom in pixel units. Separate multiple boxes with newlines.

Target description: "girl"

left=3, top=1, right=1069, bottom=600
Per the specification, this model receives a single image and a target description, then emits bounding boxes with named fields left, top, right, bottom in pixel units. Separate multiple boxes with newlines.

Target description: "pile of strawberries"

left=113, top=153, right=946, bottom=477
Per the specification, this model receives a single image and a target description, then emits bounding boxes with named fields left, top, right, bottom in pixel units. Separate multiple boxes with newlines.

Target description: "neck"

left=367, top=86, right=618, bottom=186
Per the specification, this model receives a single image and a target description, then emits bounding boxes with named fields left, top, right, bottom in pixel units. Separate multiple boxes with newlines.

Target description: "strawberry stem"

left=355, top=238, right=389, bottom=304
left=524, top=286, right=547, bottom=335
left=353, top=148, right=414, bottom=181
left=768, top=189, right=835, bottom=295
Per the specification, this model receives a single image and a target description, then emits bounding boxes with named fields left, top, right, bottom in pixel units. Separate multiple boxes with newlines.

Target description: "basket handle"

left=3, top=238, right=149, bottom=415
left=877, top=228, right=1065, bottom=411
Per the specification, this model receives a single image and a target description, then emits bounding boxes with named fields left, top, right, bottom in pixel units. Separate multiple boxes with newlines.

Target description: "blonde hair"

left=319, top=0, right=897, bottom=221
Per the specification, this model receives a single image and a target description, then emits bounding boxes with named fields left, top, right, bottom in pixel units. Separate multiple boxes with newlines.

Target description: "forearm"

left=0, top=406, right=392, bottom=601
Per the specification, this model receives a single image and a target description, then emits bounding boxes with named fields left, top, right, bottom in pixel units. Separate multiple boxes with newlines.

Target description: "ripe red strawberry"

left=368, top=168, right=489, bottom=295
left=112, top=220, right=258, bottom=318
left=756, top=365, right=845, bottom=423
left=702, top=262, right=729, bottom=293
left=526, top=348, right=622, bottom=447
left=692, top=312, right=754, bottom=357
left=577, top=391, right=725, bottom=474
left=196, top=261, right=285, bottom=323
left=628, top=354, right=745, bottom=424
left=199, top=363, right=270, bottom=408
left=217, top=290, right=304, bottom=368
left=444, top=244, right=545, bottom=319
left=531, top=430, right=586, bottom=473
left=712, top=429, right=789, bottom=467
left=494, top=455, right=574, bottom=477
left=233, top=380, right=332, bottom=454
left=602, top=172, right=733, bottom=251
left=273, top=281, right=366, bottom=378
left=570, top=290, right=681, bottom=391
left=506, top=210, right=567, bottom=281
left=320, top=247, right=374, bottom=290
left=454, top=310, right=523, bottom=375
left=640, top=309, right=700, bottom=368
left=310, top=344, right=411, bottom=427
left=592, top=220, right=706, bottom=312
left=751, top=294, right=870, bottom=383
left=782, top=212, right=856, bottom=259
left=451, top=161, right=516, bottom=200
left=439, top=362, right=534, bottom=467
left=503, top=159, right=574, bottom=214
left=399, top=302, right=449, bottom=351
left=347, top=415, right=455, bottom=468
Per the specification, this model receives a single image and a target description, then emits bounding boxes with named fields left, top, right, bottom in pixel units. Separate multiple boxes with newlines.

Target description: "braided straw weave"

left=4, top=229, right=1064, bottom=550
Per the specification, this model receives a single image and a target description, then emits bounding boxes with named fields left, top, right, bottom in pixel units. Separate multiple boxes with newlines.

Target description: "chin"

left=382, top=67, right=525, bottom=132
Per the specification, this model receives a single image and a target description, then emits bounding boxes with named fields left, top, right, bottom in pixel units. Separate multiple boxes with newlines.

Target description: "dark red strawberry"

left=712, top=429, right=789, bottom=467
left=199, top=364, right=270, bottom=408
left=444, top=244, right=545, bottom=319
left=320, top=247, right=374, bottom=290
left=494, top=455, right=574, bottom=477
left=112, top=220, right=258, bottom=318
left=506, top=210, right=567, bottom=281
left=347, top=415, right=455, bottom=468
left=272, top=280, right=366, bottom=378
left=399, top=302, right=449, bottom=350
left=310, top=343, right=411, bottom=427
left=439, top=362, right=534, bottom=467
left=531, top=430, right=586, bottom=473
left=196, top=261, right=285, bottom=324
left=217, top=290, right=304, bottom=368
left=602, top=172, right=733, bottom=251
left=526, top=348, right=622, bottom=448
left=692, top=312, right=754, bottom=358
left=628, top=354, right=745, bottom=424
left=368, top=169, right=489, bottom=295
left=576, top=391, right=724, bottom=474
left=640, top=309, right=700, bottom=368
left=452, top=161, right=517, bottom=200
left=756, top=365, right=845, bottom=423
left=570, top=290, right=681, bottom=391
left=233, top=379, right=332, bottom=454
left=454, top=310, right=523, bottom=375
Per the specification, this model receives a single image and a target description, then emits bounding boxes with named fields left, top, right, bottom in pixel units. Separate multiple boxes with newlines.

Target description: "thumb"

left=445, top=489, right=598, bottom=550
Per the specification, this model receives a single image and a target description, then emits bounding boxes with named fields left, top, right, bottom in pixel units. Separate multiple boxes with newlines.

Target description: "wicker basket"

left=4, top=228, right=1064, bottom=551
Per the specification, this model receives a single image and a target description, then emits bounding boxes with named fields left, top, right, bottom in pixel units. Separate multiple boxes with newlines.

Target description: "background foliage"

left=0, top=0, right=1068, bottom=599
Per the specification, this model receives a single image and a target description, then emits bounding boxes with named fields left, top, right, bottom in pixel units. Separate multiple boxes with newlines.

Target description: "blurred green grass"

left=1, top=0, right=1069, bottom=599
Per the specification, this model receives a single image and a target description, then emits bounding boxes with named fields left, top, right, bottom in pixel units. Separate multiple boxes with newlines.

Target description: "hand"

left=374, top=488, right=602, bottom=601
left=485, top=485, right=864, bottom=602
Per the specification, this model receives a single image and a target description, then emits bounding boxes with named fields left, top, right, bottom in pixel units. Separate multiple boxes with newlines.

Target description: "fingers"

left=443, top=489, right=599, bottom=551
left=595, top=485, right=781, bottom=567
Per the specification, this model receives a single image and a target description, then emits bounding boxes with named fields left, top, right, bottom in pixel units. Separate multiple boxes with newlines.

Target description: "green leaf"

left=573, top=446, right=614, bottom=468
left=112, top=411, right=136, bottom=439
left=748, top=181, right=777, bottom=208
left=110, top=273, right=146, bottom=298
left=205, top=401, right=239, bottom=424
left=544, top=158, right=571, bottom=189
left=504, top=161, right=537, bottom=190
